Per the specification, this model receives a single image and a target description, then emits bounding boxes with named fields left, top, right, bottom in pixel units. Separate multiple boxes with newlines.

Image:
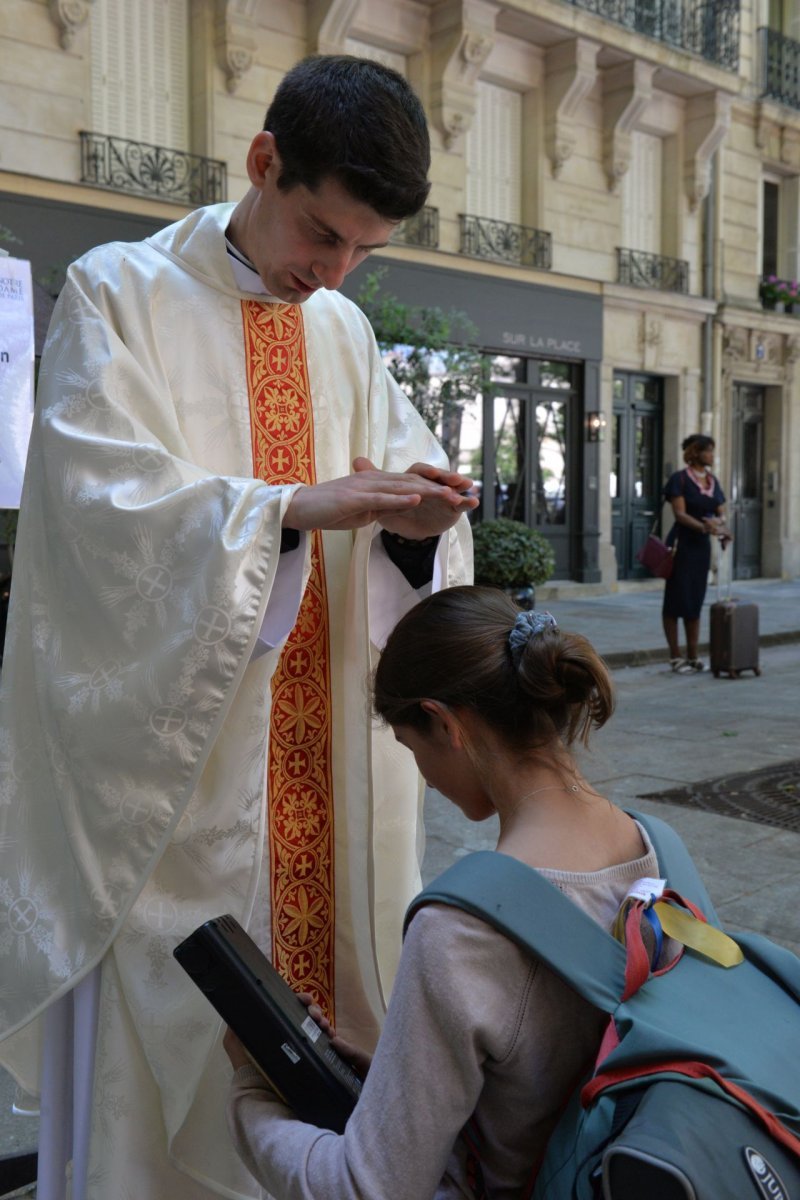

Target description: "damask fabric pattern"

left=0, top=202, right=471, bottom=1198
left=244, top=300, right=337, bottom=1018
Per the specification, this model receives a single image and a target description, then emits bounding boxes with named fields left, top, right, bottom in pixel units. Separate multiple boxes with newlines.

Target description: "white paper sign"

left=0, top=255, right=35, bottom=509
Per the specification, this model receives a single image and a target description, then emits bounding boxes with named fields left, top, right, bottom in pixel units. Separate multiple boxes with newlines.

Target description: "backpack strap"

left=404, top=815, right=721, bottom=1013
left=404, top=850, right=626, bottom=1013
left=626, top=809, right=720, bottom=926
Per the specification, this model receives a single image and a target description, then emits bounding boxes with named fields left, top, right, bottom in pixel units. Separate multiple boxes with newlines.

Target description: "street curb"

left=602, top=628, right=800, bottom=670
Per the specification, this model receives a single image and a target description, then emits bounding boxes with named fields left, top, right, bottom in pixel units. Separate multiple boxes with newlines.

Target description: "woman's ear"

left=419, top=700, right=465, bottom=748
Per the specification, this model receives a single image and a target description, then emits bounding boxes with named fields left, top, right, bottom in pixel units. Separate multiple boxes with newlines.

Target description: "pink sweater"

left=227, top=834, right=660, bottom=1199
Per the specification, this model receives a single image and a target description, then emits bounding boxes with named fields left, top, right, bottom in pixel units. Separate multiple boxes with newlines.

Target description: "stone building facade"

left=0, top=0, right=797, bottom=583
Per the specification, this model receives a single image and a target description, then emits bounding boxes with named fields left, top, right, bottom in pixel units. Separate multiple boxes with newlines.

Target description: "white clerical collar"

left=224, top=234, right=270, bottom=295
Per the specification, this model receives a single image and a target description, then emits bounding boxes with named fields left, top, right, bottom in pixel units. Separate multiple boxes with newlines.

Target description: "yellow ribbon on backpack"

left=653, top=901, right=744, bottom=968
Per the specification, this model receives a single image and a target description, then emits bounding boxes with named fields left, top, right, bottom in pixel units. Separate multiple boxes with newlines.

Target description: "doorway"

left=481, top=357, right=582, bottom=579
left=730, top=385, right=764, bottom=579
left=611, top=373, right=664, bottom=580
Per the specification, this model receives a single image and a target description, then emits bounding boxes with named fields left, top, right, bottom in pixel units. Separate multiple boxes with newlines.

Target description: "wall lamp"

left=586, top=411, right=607, bottom=443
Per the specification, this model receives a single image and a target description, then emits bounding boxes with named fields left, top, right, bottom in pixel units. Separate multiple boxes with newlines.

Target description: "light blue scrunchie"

left=508, top=610, right=558, bottom=668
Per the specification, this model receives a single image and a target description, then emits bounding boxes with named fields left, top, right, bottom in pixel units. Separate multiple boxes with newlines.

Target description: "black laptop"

left=173, top=914, right=362, bottom=1133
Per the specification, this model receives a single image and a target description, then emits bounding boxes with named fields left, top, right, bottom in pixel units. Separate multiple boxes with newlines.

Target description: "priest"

left=0, top=54, right=473, bottom=1198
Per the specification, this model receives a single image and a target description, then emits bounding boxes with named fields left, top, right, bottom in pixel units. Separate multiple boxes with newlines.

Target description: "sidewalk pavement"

left=422, top=577, right=800, bottom=959
left=535, top=574, right=800, bottom=667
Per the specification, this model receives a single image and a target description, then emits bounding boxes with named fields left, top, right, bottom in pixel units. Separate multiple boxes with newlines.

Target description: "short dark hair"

left=374, top=586, right=614, bottom=754
left=682, top=434, right=715, bottom=461
left=263, top=54, right=431, bottom=221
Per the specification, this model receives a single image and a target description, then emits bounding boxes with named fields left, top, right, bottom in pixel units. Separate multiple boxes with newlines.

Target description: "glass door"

left=611, top=373, right=664, bottom=579
left=482, top=357, right=580, bottom=578
left=731, top=385, right=764, bottom=579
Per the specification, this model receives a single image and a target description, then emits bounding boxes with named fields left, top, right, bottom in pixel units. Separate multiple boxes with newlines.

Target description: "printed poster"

left=0, top=255, right=35, bottom=509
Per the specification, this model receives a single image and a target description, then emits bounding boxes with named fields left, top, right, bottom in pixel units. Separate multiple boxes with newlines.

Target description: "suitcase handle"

left=715, top=533, right=733, bottom=604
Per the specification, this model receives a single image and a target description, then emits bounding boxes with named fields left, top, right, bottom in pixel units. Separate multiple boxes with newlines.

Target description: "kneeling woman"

left=225, top=586, right=667, bottom=1199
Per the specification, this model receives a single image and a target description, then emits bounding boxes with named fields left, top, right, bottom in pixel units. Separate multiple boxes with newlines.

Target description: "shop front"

left=344, top=259, right=604, bottom=582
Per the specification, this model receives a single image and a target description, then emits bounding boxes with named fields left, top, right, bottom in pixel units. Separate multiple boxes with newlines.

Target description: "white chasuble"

left=0, top=203, right=472, bottom=1198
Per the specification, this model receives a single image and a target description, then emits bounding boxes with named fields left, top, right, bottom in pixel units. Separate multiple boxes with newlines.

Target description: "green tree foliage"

left=356, top=268, right=489, bottom=468
left=0, top=225, right=21, bottom=251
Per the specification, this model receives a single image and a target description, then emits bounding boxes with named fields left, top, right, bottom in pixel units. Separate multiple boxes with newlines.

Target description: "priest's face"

left=231, top=132, right=396, bottom=303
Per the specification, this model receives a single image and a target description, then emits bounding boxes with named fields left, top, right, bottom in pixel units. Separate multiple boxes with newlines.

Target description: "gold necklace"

left=514, top=782, right=581, bottom=805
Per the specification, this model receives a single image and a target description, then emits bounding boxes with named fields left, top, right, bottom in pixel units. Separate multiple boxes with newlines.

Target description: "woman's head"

left=682, top=434, right=715, bottom=466
left=373, top=586, right=614, bottom=760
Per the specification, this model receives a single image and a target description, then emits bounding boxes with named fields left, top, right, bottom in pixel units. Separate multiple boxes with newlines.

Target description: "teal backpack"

left=404, top=810, right=800, bottom=1200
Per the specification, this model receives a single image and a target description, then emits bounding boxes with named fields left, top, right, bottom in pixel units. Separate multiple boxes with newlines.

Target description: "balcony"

left=760, top=27, right=800, bottom=110
left=617, top=247, right=690, bottom=293
left=390, top=206, right=440, bottom=249
left=567, top=0, right=740, bottom=71
left=80, top=132, right=227, bottom=206
left=459, top=214, right=552, bottom=270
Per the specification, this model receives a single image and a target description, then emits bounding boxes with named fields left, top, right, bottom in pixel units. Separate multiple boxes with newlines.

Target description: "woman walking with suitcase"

left=662, top=434, right=732, bottom=674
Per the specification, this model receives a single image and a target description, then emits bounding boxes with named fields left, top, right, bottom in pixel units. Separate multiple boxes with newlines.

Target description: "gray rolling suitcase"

left=709, top=547, right=760, bottom=679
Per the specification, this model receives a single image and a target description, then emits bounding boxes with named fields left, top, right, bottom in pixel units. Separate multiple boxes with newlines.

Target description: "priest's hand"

left=358, top=457, right=477, bottom=539
left=282, top=458, right=476, bottom=535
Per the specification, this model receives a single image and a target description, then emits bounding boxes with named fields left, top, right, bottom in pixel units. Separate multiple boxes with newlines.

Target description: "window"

left=763, top=180, right=779, bottom=276
left=767, top=0, right=800, bottom=35
left=90, top=0, right=189, bottom=150
left=465, top=82, right=522, bottom=223
left=762, top=174, right=800, bottom=283
left=621, top=131, right=663, bottom=254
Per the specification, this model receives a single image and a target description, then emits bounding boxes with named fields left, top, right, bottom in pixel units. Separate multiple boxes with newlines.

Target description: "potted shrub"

left=472, top=517, right=556, bottom=610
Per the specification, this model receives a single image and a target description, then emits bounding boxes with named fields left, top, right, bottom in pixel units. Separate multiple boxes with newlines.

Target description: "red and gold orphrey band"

left=243, top=300, right=336, bottom=1021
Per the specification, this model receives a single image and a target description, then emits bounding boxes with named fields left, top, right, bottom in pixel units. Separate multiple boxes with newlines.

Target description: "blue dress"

left=662, top=469, right=726, bottom=620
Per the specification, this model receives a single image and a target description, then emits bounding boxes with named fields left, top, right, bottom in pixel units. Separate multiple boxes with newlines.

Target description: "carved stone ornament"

left=781, top=126, right=800, bottom=171
left=551, top=135, right=576, bottom=179
left=759, top=332, right=781, bottom=366
left=755, top=105, right=771, bottom=150
left=684, top=91, right=731, bottom=211
left=443, top=109, right=468, bottom=151
left=429, top=13, right=497, bottom=151
left=48, top=0, right=94, bottom=50
left=602, top=61, right=654, bottom=193
left=722, top=326, right=748, bottom=362
left=462, top=32, right=493, bottom=66
left=640, top=314, right=662, bottom=348
left=545, top=39, right=599, bottom=179
left=785, top=335, right=800, bottom=366
left=222, top=41, right=255, bottom=94
left=605, top=137, right=632, bottom=192
left=215, top=1, right=258, bottom=95
left=640, top=313, right=662, bottom=371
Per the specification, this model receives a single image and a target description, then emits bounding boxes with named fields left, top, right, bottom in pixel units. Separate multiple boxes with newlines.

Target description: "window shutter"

left=90, top=0, right=188, bottom=149
left=466, top=82, right=522, bottom=224
left=622, top=131, right=662, bottom=254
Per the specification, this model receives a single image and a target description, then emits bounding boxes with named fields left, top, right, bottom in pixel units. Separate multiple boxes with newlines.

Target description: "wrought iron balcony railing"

left=459, top=214, right=552, bottom=270
left=760, top=27, right=800, bottom=109
left=617, top=247, right=690, bottom=293
left=80, top=132, right=227, bottom=206
left=390, top=206, right=440, bottom=249
left=567, top=0, right=740, bottom=71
